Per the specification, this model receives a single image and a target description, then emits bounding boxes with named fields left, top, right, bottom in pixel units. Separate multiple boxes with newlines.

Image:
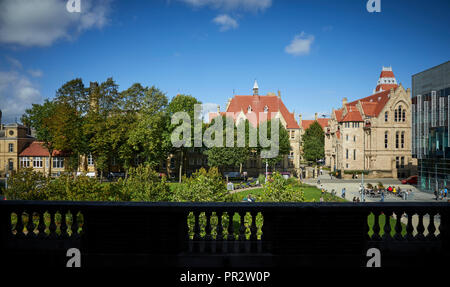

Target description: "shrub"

left=172, top=167, right=229, bottom=202
left=119, top=165, right=171, bottom=202
left=4, top=168, right=47, bottom=200
left=257, top=174, right=266, bottom=185
left=261, top=172, right=304, bottom=202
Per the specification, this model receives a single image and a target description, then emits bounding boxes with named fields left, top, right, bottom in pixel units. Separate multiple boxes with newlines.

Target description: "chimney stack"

left=342, top=97, right=348, bottom=107
left=277, top=90, right=281, bottom=98
left=315, top=113, right=318, bottom=121
left=217, top=105, right=220, bottom=113
left=298, top=114, right=302, bottom=128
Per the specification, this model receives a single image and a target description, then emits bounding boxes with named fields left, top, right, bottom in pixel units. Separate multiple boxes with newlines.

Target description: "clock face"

left=9, top=130, right=14, bottom=136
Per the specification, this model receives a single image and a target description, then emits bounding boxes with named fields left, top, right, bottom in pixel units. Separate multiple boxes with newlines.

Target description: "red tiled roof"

left=375, top=83, right=398, bottom=92
left=301, top=118, right=329, bottom=130
left=215, top=95, right=300, bottom=129
left=380, top=70, right=395, bottom=78
left=340, top=106, right=363, bottom=122
left=19, top=142, right=67, bottom=157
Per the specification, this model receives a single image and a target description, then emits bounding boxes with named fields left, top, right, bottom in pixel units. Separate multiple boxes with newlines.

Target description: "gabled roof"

left=19, top=142, right=67, bottom=157
left=212, top=94, right=300, bottom=129
left=340, top=106, right=363, bottom=122
left=302, top=118, right=329, bottom=130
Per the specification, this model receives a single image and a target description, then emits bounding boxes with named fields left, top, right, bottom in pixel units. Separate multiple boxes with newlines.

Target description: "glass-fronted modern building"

left=412, top=61, right=450, bottom=192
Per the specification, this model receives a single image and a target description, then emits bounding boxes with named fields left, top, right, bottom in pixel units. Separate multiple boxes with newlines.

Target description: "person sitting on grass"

left=243, top=194, right=255, bottom=203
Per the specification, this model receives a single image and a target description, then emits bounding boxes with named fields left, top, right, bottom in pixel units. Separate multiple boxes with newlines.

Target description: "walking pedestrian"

left=342, top=188, right=346, bottom=199
left=435, top=189, right=439, bottom=200
left=380, top=190, right=385, bottom=202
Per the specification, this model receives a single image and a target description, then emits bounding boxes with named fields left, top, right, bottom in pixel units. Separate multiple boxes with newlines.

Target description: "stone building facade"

left=326, top=67, right=417, bottom=178
left=0, top=116, right=34, bottom=178
left=209, top=81, right=302, bottom=177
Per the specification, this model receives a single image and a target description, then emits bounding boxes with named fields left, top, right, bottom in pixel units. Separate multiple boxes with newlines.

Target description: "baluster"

left=193, top=211, right=201, bottom=241
left=426, top=212, right=436, bottom=240
left=37, top=212, right=46, bottom=238
left=238, top=212, right=246, bottom=241
left=203, top=211, right=212, bottom=253
left=204, top=211, right=212, bottom=240
left=26, top=212, right=35, bottom=237
left=71, top=211, right=78, bottom=239
left=216, top=211, right=224, bottom=253
left=405, top=211, right=415, bottom=240
left=437, top=213, right=442, bottom=240
left=371, top=211, right=381, bottom=240
left=394, top=211, right=404, bottom=240
left=250, top=212, right=258, bottom=241
left=250, top=211, right=258, bottom=253
left=216, top=211, right=224, bottom=241
left=60, top=210, right=68, bottom=238
left=382, top=210, right=392, bottom=240
left=15, top=212, right=24, bottom=238
left=227, top=211, right=235, bottom=241
left=49, top=211, right=57, bottom=238
left=416, top=212, right=425, bottom=240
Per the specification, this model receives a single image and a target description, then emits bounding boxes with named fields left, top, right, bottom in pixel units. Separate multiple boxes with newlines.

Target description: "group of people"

left=434, top=188, right=448, bottom=201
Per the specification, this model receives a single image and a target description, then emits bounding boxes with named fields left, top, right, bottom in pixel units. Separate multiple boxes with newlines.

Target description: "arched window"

left=402, top=109, right=406, bottom=122
left=394, top=109, right=398, bottom=122
left=248, top=105, right=252, bottom=112
left=264, top=105, right=268, bottom=113
left=397, top=105, right=402, bottom=122
left=385, top=111, right=388, bottom=122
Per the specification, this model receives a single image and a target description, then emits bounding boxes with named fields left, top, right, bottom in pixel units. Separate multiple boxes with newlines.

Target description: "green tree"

left=172, top=167, right=229, bottom=202
left=167, top=94, right=202, bottom=182
left=302, top=121, right=325, bottom=163
left=52, top=79, right=89, bottom=174
left=127, top=86, right=171, bottom=169
left=259, top=120, right=291, bottom=171
left=83, top=78, right=121, bottom=179
left=21, top=100, right=57, bottom=177
left=204, top=116, right=251, bottom=174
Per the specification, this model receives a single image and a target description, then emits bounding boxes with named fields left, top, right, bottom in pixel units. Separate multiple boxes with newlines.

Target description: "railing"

left=0, top=201, right=449, bottom=268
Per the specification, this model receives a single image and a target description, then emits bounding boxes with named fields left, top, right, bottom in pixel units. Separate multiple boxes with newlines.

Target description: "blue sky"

left=1, top=0, right=449, bottom=123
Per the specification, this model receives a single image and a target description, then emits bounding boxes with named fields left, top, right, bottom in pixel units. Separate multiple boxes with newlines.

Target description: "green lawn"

left=230, top=183, right=346, bottom=202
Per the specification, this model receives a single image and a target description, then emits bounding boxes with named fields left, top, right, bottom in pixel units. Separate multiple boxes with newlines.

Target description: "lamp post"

left=265, top=160, right=268, bottom=183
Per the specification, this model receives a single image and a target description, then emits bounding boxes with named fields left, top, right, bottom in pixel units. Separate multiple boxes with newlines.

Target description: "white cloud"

left=28, top=69, right=44, bottom=78
left=179, top=0, right=271, bottom=12
left=0, top=58, right=42, bottom=123
left=213, top=14, right=238, bottom=31
left=5, top=56, right=23, bottom=69
left=285, top=32, right=315, bottom=56
left=0, top=0, right=112, bottom=47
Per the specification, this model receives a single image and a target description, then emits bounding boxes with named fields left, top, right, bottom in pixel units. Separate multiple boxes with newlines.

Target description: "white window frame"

left=20, top=157, right=30, bottom=168
left=53, top=157, right=64, bottom=169
left=33, top=157, right=43, bottom=168
left=8, top=143, right=13, bottom=153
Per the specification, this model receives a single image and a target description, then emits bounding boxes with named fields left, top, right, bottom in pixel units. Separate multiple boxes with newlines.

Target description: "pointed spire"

left=253, top=80, right=259, bottom=96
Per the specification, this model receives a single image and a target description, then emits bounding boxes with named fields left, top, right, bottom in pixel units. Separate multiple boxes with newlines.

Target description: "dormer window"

left=263, top=105, right=268, bottom=113
left=248, top=105, right=252, bottom=113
